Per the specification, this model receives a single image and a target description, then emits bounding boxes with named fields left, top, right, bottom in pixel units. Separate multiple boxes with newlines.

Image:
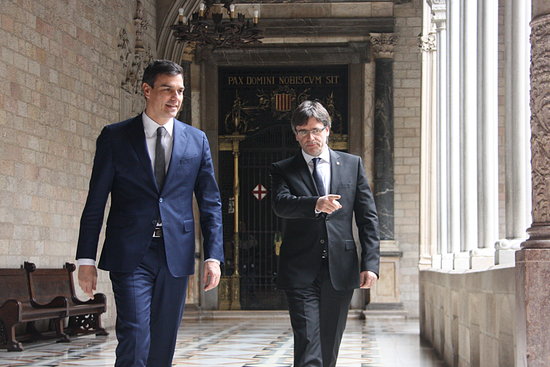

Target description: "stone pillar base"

left=515, top=247, right=550, bottom=367
left=441, top=253, right=454, bottom=270
left=470, top=247, right=496, bottom=269
left=495, top=238, right=523, bottom=265
left=430, top=254, right=442, bottom=269
left=453, top=252, right=470, bottom=270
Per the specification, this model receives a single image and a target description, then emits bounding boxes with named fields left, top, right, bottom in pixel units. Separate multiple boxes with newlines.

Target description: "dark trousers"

left=285, top=261, right=354, bottom=367
left=110, top=238, right=188, bottom=367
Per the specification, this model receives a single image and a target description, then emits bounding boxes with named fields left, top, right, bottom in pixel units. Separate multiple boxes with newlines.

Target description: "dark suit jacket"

left=271, top=149, right=379, bottom=291
left=76, top=114, right=224, bottom=277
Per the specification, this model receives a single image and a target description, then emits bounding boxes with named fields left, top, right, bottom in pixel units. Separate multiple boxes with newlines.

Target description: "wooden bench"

left=0, top=267, right=69, bottom=351
left=24, top=262, right=108, bottom=337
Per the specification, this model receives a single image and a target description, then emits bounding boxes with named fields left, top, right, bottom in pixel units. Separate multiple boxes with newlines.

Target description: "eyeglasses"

left=295, top=127, right=326, bottom=137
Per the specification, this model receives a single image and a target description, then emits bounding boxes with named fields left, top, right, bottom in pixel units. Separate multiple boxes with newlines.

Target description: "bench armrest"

left=30, top=295, right=68, bottom=309
left=0, top=299, right=23, bottom=311
left=0, top=299, right=24, bottom=324
left=72, top=292, right=107, bottom=305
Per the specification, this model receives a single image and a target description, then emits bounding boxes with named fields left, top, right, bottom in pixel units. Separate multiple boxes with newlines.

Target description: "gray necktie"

left=154, top=127, right=166, bottom=190
left=311, top=157, right=326, bottom=196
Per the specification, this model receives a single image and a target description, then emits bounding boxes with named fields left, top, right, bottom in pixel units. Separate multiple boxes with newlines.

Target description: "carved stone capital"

left=181, top=43, right=197, bottom=63
left=418, top=33, right=437, bottom=53
left=529, top=13, right=550, bottom=227
left=432, top=0, right=447, bottom=30
left=369, top=33, right=398, bottom=59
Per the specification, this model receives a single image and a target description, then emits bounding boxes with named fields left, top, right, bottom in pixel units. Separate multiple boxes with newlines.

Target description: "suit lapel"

left=329, top=149, right=342, bottom=194
left=163, top=119, right=189, bottom=191
left=127, top=114, right=156, bottom=185
left=291, top=153, right=317, bottom=196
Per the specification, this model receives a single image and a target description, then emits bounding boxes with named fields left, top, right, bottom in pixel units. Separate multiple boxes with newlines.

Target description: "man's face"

left=295, top=117, right=330, bottom=156
left=142, top=73, right=184, bottom=124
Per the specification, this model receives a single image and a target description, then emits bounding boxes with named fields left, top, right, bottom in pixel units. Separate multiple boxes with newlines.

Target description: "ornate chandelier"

left=171, top=1, right=263, bottom=49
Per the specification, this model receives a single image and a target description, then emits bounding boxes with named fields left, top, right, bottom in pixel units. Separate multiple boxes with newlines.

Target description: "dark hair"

left=142, top=59, right=184, bottom=87
left=290, top=100, right=332, bottom=133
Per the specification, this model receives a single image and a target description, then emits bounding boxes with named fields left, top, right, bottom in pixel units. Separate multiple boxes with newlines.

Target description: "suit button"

left=152, top=220, right=156, bottom=225
left=320, top=239, right=325, bottom=244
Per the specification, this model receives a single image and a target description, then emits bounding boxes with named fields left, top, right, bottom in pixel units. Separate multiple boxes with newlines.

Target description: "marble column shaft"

left=479, top=0, right=499, bottom=250
left=370, top=33, right=397, bottom=241
left=447, top=0, right=462, bottom=257
left=461, top=0, right=478, bottom=253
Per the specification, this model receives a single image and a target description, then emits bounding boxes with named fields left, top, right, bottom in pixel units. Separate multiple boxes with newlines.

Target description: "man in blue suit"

left=76, top=60, right=224, bottom=367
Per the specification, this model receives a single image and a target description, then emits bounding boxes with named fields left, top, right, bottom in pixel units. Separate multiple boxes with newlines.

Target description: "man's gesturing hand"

left=78, top=265, right=97, bottom=300
left=315, top=194, right=342, bottom=214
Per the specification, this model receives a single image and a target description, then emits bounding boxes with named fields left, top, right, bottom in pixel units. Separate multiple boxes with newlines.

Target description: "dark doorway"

left=218, top=65, right=349, bottom=309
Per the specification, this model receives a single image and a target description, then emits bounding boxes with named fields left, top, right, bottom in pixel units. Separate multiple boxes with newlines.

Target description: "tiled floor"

left=0, top=314, right=444, bottom=366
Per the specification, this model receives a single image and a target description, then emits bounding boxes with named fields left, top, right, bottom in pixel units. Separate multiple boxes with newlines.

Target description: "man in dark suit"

left=271, top=100, right=380, bottom=367
left=76, top=60, right=224, bottom=367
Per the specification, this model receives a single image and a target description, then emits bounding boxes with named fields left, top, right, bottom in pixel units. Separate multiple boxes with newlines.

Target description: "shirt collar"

left=142, top=112, right=174, bottom=138
left=302, top=146, right=330, bottom=165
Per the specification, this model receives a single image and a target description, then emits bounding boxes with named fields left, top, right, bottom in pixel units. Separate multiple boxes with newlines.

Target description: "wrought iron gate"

left=217, top=65, right=349, bottom=309
left=219, top=125, right=295, bottom=309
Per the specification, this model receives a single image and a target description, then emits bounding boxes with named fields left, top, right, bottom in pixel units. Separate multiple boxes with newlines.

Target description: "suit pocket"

left=344, top=240, right=356, bottom=251
left=182, top=219, right=194, bottom=233
left=179, top=153, right=199, bottom=164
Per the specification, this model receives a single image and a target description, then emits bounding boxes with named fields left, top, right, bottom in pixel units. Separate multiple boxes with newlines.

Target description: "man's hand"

left=78, top=265, right=98, bottom=299
left=203, top=261, right=221, bottom=291
left=315, top=194, right=342, bottom=214
left=359, top=270, right=378, bottom=289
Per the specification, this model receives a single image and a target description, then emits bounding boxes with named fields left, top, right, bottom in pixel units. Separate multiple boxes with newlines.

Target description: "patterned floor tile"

left=0, top=317, right=444, bottom=366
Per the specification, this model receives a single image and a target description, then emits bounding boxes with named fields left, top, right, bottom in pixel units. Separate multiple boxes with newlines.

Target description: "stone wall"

left=420, top=267, right=516, bottom=367
left=393, top=0, right=423, bottom=317
left=0, top=0, right=157, bottom=328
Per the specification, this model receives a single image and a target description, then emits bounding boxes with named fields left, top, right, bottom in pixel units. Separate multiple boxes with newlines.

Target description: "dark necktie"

left=311, top=157, right=326, bottom=196
left=154, top=127, right=166, bottom=190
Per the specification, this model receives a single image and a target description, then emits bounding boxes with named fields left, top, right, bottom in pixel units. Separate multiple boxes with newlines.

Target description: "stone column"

left=434, top=0, right=448, bottom=269
left=456, top=0, right=478, bottom=270
left=370, top=33, right=397, bottom=241
left=418, top=30, right=437, bottom=270
left=445, top=0, right=461, bottom=270
left=497, top=0, right=532, bottom=265
left=471, top=0, right=499, bottom=269
left=515, top=2, right=550, bottom=366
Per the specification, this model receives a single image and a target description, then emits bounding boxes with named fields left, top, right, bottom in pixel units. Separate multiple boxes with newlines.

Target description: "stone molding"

left=431, top=0, right=447, bottom=29
left=369, top=33, right=398, bottom=59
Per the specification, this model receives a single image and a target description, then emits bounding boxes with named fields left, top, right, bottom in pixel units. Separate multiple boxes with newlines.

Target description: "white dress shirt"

left=142, top=112, right=174, bottom=173
left=301, top=147, right=331, bottom=196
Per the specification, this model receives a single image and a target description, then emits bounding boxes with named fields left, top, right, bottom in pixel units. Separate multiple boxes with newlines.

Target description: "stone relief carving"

left=117, top=0, right=154, bottom=118
left=369, top=33, right=398, bottom=59
left=118, top=0, right=154, bottom=96
left=529, top=14, right=550, bottom=223
left=418, top=33, right=437, bottom=52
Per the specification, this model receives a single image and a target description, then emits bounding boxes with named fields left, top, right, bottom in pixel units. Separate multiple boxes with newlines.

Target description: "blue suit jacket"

left=76, top=114, right=224, bottom=277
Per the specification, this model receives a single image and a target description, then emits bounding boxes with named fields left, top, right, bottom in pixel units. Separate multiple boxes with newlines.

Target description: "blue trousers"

left=110, top=238, right=188, bottom=367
